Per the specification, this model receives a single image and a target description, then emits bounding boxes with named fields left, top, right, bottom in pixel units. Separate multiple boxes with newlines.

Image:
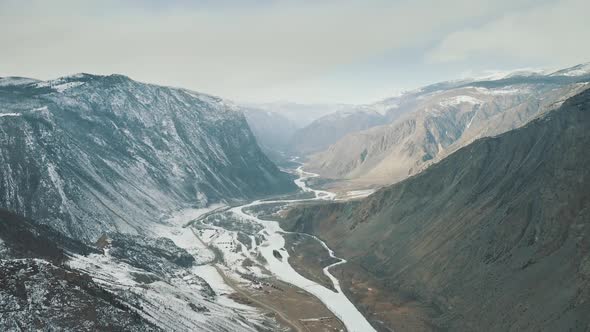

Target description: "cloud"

left=427, top=0, right=590, bottom=65
left=0, top=0, right=541, bottom=102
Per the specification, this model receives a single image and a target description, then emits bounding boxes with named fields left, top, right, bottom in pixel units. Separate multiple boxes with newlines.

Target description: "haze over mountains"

left=2, top=0, right=590, bottom=329
left=243, top=63, right=590, bottom=190
left=0, top=63, right=589, bottom=332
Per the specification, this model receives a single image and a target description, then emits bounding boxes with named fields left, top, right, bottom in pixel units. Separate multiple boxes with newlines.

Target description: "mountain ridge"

left=0, top=74, right=295, bottom=241
left=284, top=88, right=590, bottom=331
left=305, top=67, right=590, bottom=188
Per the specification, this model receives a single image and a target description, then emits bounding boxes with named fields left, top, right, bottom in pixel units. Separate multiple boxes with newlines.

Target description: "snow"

left=154, top=204, right=226, bottom=265
left=466, top=109, right=479, bottom=129
left=69, top=246, right=266, bottom=331
left=372, top=102, right=398, bottom=115
left=53, top=81, right=84, bottom=92
left=31, top=106, right=48, bottom=112
left=159, top=163, right=375, bottom=331
left=191, top=265, right=254, bottom=311
left=0, top=107, right=47, bottom=119
left=342, top=189, right=375, bottom=199
left=34, top=79, right=84, bottom=92
left=164, top=205, right=225, bottom=227
left=439, top=95, right=482, bottom=107
left=474, top=87, right=527, bottom=95
left=152, top=203, right=265, bottom=313
left=550, top=63, right=590, bottom=77
left=470, top=68, right=550, bottom=81
left=46, top=163, right=72, bottom=217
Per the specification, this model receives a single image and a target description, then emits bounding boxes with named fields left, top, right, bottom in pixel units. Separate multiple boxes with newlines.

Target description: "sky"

left=1, top=0, right=589, bottom=104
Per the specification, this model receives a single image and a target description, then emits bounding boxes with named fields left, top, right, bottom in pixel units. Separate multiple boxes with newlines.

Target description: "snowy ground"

left=197, top=166, right=377, bottom=332
left=69, top=166, right=377, bottom=331
left=68, top=204, right=277, bottom=332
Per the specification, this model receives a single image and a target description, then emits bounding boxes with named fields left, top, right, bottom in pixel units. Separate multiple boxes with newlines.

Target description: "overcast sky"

left=1, top=0, right=588, bottom=103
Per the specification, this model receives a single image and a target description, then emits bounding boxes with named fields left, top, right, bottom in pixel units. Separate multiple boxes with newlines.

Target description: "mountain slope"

left=306, top=65, right=590, bottom=187
left=0, top=209, right=157, bottom=331
left=0, top=74, right=295, bottom=241
left=288, top=107, right=387, bottom=155
left=242, top=107, right=298, bottom=163
left=0, top=209, right=277, bottom=331
left=285, top=89, right=590, bottom=331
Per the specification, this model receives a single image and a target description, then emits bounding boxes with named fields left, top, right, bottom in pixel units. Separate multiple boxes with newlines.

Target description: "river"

left=229, top=166, right=376, bottom=332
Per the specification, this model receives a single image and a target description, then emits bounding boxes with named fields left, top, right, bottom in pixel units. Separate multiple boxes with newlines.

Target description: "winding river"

left=229, top=166, right=376, bottom=332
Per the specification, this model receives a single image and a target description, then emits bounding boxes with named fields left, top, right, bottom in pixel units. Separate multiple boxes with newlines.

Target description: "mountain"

left=0, top=209, right=278, bottom=331
left=288, top=106, right=387, bottom=155
left=549, top=62, right=590, bottom=77
left=242, top=107, right=299, bottom=163
left=245, top=102, right=355, bottom=128
left=0, top=209, right=156, bottom=331
left=0, top=74, right=295, bottom=242
left=306, top=64, right=590, bottom=188
left=284, top=89, right=590, bottom=331
left=285, top=80, right=482, bottom=157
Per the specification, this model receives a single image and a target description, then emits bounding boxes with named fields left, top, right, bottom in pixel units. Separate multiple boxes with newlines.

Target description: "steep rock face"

left=0, top=74, right=295, bottom=241
left=286, top=89, right=590, bottom=331
left=306, top=68, right=590, bottom=186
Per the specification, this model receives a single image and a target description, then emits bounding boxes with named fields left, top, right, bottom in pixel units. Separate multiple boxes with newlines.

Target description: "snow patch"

left=0, top=113, right=21, bottom=118
left=439, top=95, right=482, bottom=107
left=53, top=81, right=84, bottom=92
left=342, top=189, right=375, bottom=199
left=474, top=87, right=527, bottom=95
left=35, top=79, right=85, bottom=92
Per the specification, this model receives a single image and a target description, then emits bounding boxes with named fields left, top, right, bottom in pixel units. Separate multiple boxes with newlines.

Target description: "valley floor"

left=150, top=166, right=376, bottom=332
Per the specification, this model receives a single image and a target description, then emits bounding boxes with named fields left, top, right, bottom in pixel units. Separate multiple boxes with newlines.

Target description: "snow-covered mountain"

left=306, top=64, right=590, bottom=187
left=549, top=62, right=590, bottom=77
left=0, top=73, right=295, bottom=242
left=0, top=209, right=280, bottom=331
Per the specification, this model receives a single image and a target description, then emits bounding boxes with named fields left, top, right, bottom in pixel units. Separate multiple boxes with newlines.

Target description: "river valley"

left=164, top=166, right=377, bottom=332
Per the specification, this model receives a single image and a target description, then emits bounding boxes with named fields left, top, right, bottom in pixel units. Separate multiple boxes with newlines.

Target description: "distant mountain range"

left=304, top=63, right=590, bottom=188
left=284, top=88, right=590, bottom=331
left=242, top=102, right=367, bottom=159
